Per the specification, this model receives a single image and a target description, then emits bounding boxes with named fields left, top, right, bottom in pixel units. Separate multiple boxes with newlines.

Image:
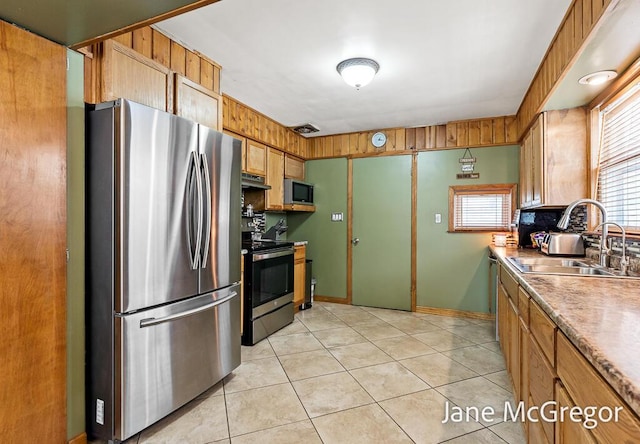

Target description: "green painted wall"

left=66, top=49, right=85, bottom=440
left=287, top=158, right=348, bottom=299
left=416, top=146, right=520, bottom=313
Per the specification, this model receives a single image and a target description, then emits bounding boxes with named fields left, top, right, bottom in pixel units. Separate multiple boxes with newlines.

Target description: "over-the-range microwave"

left=284, top=178, right=314, bottom=205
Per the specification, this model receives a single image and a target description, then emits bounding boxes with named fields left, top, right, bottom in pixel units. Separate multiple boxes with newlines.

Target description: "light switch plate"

left=331, top=212, right=343, bottom=222
left=435, top=213, right=442, bottom=224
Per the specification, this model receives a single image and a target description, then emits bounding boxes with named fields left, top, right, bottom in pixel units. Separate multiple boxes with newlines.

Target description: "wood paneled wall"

left=223, top=95, right=309, bottom=158
left=83, top=25, right=221, bottom=103
left=516, top=0, right=613, bottom=137
left=308, top=115, right=518, bottom=159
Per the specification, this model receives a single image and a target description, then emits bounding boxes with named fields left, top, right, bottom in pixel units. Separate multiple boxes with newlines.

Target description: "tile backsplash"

left=583, top=233, right=640, bottom=275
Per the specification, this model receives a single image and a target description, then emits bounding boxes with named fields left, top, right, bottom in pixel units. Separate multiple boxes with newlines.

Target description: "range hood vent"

left=291, top=123, right=320, bottom=135
left=242, top=173, right=271, bottom=190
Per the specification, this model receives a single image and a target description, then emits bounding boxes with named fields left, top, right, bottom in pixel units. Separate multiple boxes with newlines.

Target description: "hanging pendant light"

left=336, top=57, right=380, bottom=89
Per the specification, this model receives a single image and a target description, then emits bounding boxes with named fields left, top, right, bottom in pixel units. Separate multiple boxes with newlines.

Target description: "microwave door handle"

left=186, top=151, right=199, bottom=269
left=199, top=152, right=212, bottom=268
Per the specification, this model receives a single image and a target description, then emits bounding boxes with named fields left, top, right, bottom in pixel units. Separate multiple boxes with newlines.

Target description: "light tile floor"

left=93, top=302, right=526, bottom=444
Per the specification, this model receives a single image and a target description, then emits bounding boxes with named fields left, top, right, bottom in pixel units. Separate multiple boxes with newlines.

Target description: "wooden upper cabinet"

left=246, top=140, right=267, bottom=176
left=285, top=154, right=305, bottom=180
left=100, top=40, right=173, bottom=111
left=174, top=74, right=223, bottom=130
left=520, top=108, right=587, bottom=208
left=224, top=130, right=246, bottom=170
left=266, top=148, right=285, bottom=210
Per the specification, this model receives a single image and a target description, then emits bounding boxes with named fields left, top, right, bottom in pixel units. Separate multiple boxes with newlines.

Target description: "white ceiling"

left=157, top=0, right=573, bottom=137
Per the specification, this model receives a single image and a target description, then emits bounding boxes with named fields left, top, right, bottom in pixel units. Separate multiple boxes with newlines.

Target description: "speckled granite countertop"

left=490, top=246, right=640, bottom=417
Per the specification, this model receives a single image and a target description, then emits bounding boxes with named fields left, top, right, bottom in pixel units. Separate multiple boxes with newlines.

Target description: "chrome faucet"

left=557, top=199, right=609, bottom=266
left=594, top=222, right=629, bottom=275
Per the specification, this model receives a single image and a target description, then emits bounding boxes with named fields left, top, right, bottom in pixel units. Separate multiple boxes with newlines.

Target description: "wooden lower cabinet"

left=557, top=333, right=640, bottom=443
left=293, top=245, right=306, bottom=311
left=498, top=260, right=640, bottom=443
left=555, top=382, right=597, bottom=444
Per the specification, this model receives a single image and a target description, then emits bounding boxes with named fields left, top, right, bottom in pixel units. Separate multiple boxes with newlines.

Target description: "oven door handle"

left=253, top=248, right=294, bottom=262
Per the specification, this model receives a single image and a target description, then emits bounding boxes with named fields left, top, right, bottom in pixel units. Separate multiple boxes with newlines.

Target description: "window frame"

left=589, top=70, right=640, bottom=234
left=448, top=183, right=517, bottom=233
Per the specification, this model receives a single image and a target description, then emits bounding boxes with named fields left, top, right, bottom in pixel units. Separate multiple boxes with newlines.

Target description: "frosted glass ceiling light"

left=336, top=57, right=379, bottom=89
left=578, top=70, right=618, bottom=85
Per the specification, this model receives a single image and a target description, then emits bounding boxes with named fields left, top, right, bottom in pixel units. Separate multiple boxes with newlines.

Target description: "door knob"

left=352, top=238, right=360, bottom=246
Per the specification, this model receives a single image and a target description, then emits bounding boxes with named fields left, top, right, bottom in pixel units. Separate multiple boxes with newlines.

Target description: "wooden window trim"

left=448, top=183, right=517, bottom=233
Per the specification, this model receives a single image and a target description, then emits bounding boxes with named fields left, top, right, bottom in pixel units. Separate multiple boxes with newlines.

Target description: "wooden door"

left=246, top=140, right=267, bottom=176
left=175, top=74, right=222, bottom=129
left=266, top=148, right=284, bottom=210
left=352, top=156, right=411, bottom=310
left=285, top=155, right=305, bottom=180
left=531, top=114, right=544, bottom=206
left=0, top=20, right=67, bottom=442
left=100, top=40, right=173, bottom=111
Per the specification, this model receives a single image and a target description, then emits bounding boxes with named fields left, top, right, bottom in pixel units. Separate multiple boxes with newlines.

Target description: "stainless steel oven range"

left=242, top=239, right=295, bottom=345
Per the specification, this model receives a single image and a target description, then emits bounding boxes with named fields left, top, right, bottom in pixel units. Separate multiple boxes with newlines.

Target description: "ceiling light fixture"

left=578, top=70, right=618, bottom=85
left=336, top=57, right=379, bottom=89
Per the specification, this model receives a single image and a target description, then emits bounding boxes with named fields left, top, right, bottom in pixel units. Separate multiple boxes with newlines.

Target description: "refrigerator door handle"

left=139, top=292, right=238, bottom=328
left=193, top=151, right=204, bottom=268
left=186, top=151, right=199, bottom=269
left=199, top=152, right=212, bottom=268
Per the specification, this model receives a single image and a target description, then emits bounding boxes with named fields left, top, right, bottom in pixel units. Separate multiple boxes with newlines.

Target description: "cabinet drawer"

left=557, top=333, right=640, bottom=443
left=555, top=382, right=597, bottom=444
left=529, top=300, right=556, bottom=367
left=518, top=287, right=530, bottom=325
left=499, top=264, right=519, bottom=306
left=294, top=245, right=306, bottom=263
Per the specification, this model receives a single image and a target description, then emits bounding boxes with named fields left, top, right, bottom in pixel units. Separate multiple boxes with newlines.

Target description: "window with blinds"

left=448, top=184, right=516, bottom=232
left=597, top=83, right=640, bottom=230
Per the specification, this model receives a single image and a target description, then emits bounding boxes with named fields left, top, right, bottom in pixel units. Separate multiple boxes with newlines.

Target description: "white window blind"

left=597, top=83, right=640, bottom=230
left=450, top=185, right=515, bottom=231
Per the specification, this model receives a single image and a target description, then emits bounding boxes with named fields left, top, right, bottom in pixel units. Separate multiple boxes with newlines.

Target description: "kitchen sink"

left=505, top=256, right=618, bottom=277
left=510, top=257, right=590, bottom=267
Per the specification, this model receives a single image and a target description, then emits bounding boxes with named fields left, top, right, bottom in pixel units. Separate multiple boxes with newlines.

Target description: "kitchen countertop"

left=293, top=241, right=308, bottom=246
left=491, top=246, right=640, bottom=418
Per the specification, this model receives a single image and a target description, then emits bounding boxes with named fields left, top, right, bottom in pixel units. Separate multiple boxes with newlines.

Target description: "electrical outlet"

left=435, top=213, right=442, bottom=224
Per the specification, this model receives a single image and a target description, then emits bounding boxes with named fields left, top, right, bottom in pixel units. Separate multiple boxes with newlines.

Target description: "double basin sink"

left=506, top=256, right=618, bottom=277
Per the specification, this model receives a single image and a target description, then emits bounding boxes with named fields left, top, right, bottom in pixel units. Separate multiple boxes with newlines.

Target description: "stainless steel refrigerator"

left=86, top=99, right=241, bottom=442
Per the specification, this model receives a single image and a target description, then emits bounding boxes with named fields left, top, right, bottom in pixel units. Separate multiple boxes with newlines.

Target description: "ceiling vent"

left=291, top=123, right=320, bottom=135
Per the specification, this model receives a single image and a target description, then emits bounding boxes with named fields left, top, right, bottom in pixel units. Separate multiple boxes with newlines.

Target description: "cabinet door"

left=266, top=148, right=285, bottom=210
left=100, top=40, right=173, bottom=111
left=530, top=114, right=544, bottom=207
left=246, top=140, right=267, bottom=176
left=175, top=74, right=222, bottom=130
left=508, top=297, right=520, bottom=398
left=293, top=246, right=306, bottom=309
left=520, top=132, right=533, bottom=207
left=529, top=335, right=556, bottom=443
left=224, top=131, right=246, bottom=172
left=497, top=283, right=509, bottom=356
left=519, top=316, right=530, bottom=436
left=555, top=382, right=597, bottom=444
left=285, top=155, right=305, bottom=180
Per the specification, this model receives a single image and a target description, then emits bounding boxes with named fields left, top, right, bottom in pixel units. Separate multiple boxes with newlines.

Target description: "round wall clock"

left=372, top=132, right=387, bottom=148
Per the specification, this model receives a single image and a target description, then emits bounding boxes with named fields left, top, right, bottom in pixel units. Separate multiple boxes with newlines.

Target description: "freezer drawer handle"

left=139, top=292, right=237, bottom=328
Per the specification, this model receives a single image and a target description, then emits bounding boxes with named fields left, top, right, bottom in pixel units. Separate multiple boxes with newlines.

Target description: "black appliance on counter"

left=516, top=207, right=567, bottom=247
left=241, top=219, right=295, bottom=345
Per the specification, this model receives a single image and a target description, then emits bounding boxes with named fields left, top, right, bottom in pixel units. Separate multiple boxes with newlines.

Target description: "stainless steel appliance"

left=284, top=178, right=314, bottom=205
left=86, top=99, right=242, bottom=442
left=242, top=234, right=295, bottom=345
left=540, top=232, right=585, bottom=256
